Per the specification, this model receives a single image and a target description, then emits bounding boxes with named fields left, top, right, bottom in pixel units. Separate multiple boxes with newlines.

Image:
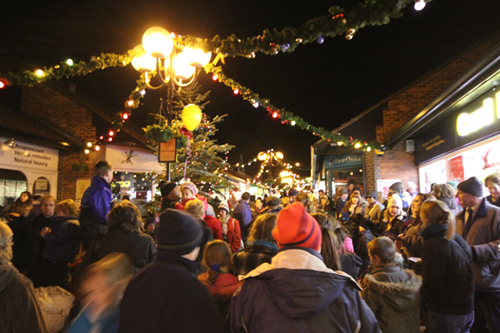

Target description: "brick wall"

left=365, top=38, right=500, bottom=193
left=21, top=85, right=100, bottom=201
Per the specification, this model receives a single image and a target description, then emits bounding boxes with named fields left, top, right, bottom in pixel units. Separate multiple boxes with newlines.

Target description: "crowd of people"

left=1, top=159, right=500, bottom=333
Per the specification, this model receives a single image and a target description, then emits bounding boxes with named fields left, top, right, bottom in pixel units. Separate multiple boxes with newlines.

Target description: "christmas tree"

left=143, top=82, right=236, bottom=195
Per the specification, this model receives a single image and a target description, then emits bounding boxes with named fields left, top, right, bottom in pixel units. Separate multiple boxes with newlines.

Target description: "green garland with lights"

left=204, top=64, right=382, bottom=150
left=0, top=0, right=427, bottom=151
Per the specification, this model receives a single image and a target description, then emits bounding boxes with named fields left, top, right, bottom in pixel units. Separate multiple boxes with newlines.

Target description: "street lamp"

left=132, top=26, right=212, bottom=180
left=255, top=150, right=284, bottom=184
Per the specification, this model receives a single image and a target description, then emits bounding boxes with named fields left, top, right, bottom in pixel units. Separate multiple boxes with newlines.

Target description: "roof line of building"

left=331, top=31, right=500, bottom=136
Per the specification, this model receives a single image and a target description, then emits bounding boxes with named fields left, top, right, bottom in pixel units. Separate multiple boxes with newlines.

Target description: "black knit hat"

left=160, top=181, right=177, bottom=197
left=366, top=191, right=378, bottom=199
left=288, top=188, right=299, bottom=197
left=157, top=209, right=203, bottom=255
left=457, top=176, right=484, bottom=197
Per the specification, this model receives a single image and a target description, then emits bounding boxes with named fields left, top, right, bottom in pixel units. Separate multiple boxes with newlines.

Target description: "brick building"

left=0, top=81, right=162, bottom=210
left=312, top=34, right=500, bottom=198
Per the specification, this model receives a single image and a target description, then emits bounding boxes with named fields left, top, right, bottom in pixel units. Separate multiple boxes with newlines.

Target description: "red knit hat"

left=272, top=202, right=322, bottom=252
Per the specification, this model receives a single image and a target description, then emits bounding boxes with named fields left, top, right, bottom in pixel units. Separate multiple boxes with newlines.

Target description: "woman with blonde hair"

left=419, top=200, right=474, bottom=332
left=184, top=199, right=214, bottom=264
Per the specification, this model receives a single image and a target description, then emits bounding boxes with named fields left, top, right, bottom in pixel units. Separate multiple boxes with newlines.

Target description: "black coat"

left=118, top=252, right=222, bottom=333
left=232, top=241, right=278, bottom=277
left=78, top=228, right=157, bottom=275
left=420, top=223, right=474, bottom=316
left=43, top=216, right=82, bottom=264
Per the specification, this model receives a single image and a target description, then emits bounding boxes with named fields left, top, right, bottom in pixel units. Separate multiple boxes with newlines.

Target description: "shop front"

left=416, top=89, right=500, bottom=193
left=389, top=43, right=500, bottom=193
left=0, top=137, right=58, bottom=210
left=322, top=153, right=365, bottom=197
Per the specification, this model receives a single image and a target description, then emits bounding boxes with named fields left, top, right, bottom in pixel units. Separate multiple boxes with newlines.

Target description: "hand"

left=40, top=227, right=51, bottom=237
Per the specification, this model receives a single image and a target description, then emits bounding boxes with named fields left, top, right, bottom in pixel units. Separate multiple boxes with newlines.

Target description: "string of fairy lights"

left=0, top=0, right=429, bottom=185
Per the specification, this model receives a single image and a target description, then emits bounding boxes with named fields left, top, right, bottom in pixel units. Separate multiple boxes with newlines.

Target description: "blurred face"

left=81, top=271, right=115, bottom=318
left=351, top=196, right=359, bottom=205
left=181, top=188, right=194, bottom=201
left=366, top=197, right=376, bottom=204
left=457, top=190, right=480, bottom=208
left=341, top=193, right=348, bottom=201
left=348, top=184, right=354, bottom=191
left=389, top=206, right=400, bottom=217
left=256, top=199, right=263, bottom=210
left=20, top=193, right=29, bottom=202
left=146, top=223, right=155, bottom=233
left=486, top=182, right=500, bottom=199
left=40, top=199, right=56, bottom=218
left=56, top=209, right=67, bottom=217
left=21, top=205, right=33, bottom=217
left=411, top=195, right=424, bottom=217
left=167, top=186, right=181, bottom=201
left=218, top=209, right=227, bottom=218
left=104, top=170, right=113, bottom=184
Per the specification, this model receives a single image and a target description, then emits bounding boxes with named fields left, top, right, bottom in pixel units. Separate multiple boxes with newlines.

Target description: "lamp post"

left=132, top=27, right=211, bottom=180
left=256, top=150, right=284, bottom=185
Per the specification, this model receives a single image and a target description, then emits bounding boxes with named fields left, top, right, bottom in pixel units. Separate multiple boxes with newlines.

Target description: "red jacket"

left=226, top=217, right=242, bottom=253
left=204, top=215, right=223, bottom=240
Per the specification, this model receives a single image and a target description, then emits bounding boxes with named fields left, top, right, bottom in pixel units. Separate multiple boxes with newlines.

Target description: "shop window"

left=0, top=168, right=27, bottom=213
left=33, top=177, right=51, bottom=197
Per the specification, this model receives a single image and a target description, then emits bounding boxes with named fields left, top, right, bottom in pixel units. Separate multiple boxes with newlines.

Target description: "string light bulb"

left=233, top=88, right=239, bottom=95
left=414, top=0, right=426, bottom=11
left=109, top=130, right=115, bottom=137
left=354, top=143, right=362, bottom=149
left=66, top=59, right=74, bottom=66
left=35, top=69, right=44, bottom=77
left=272, top=112, right=278, bottom=118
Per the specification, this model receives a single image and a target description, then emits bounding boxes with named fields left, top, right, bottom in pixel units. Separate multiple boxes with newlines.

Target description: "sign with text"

left=0, top=138, right=58, bottom=171
left=324, top=154, right=362, bottom=170
left=158, top=138, right=177, bottom=163
left=106, top=145, right=164, bottom=173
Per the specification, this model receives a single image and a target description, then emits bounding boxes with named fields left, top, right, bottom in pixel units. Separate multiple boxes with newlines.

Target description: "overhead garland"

left=0, top=0, right=428, bottom=152
left=0, top=0, right=428, bottom=86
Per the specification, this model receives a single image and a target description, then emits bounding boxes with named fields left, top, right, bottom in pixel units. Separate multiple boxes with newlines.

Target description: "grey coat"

left=456, top=198, right=500, bottom=292
left=365, top=201, right=385, bottom=225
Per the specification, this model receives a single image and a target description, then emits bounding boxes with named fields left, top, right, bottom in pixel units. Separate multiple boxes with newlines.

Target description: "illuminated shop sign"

left=457, top=91, right=500, bottom=136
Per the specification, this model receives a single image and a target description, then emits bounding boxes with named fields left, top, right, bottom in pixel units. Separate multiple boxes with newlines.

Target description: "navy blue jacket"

left=43, top=216, right=82, bottom=264
left=230, top=249, right=381, bottom=333
left=81, top=176, right=113, bottom=226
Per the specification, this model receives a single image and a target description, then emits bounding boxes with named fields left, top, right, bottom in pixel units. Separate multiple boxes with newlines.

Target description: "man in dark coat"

left=159, top=181, right=181, bottom=212
left=118, top=209, right=222, bottom=333
left=230, top=202, right=380, bottom=333
left=80, top=161, right=114, bottom=250
left=455, top=176, right=500, bottom=333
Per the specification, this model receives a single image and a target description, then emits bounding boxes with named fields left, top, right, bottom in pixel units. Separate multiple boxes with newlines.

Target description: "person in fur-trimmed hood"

left=361, top=237, right=422, bottom=333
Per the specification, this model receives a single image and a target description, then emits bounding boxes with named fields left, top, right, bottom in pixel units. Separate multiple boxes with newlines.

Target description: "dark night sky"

left=1, top=0, right=500, bottom=178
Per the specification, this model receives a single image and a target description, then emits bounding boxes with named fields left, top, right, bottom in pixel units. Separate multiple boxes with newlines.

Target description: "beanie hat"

left=157, top=209, right=203, bottom=255
left=160, top=181, right=177, bottom=197
left=341, top=188, right=349, bottom=195
left=387, top=195, right=403, bottom=211
left=389, top=182, right=403, bottom=193
left=446, top=181, right=458, bottom=189
left=180, top=182, right=198, bottom=195
left=265, top=196, right=280, bottom=207
left=272, top=202, right=322, bottom=252
left=218, top=202, right=230, bottom=213
left=288, top=188, right=299, bottom=197
left=457, top=176, right=483, bottom=197
left=366, top=191, right=378, bottom=199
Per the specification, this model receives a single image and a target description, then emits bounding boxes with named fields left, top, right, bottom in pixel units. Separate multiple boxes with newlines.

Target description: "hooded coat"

left=361, top=265, right=422, bottom=333
left=230, top=248, right=381, bottom=333
left=0, top=264, right=48, bottom=333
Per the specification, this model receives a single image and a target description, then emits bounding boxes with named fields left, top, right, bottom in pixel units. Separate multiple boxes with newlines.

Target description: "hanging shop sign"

left=415, top=89, right=500, bottom=165
left=106, top=145, right=164, bottom=173
left=158, top=138, right=177, bottom=163
left=323, top=154, right=362, bottom=170
left=0, top=138, right=58, bottom=171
